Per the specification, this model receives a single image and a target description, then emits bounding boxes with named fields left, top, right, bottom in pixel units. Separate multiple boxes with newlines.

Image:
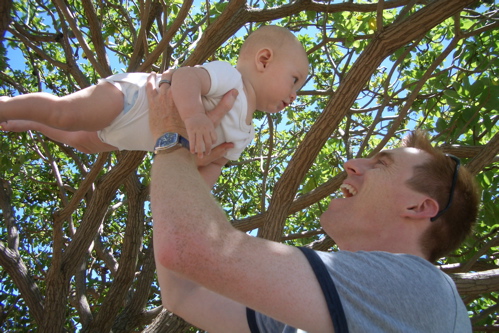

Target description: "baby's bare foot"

left=0, top=96, right=9, bottom=123
left=0, top=120, right=38, bottom=132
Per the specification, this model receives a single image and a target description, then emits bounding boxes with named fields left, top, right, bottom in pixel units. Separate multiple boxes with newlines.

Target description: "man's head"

left=237, top=25, right=309, bottom=113
left=402, top=130, right=480, bottom=262
left=322, top=130, right=479, bottom=262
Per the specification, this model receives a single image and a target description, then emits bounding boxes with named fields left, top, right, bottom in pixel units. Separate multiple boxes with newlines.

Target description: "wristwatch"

left=154, top=132, right=190, bottom=155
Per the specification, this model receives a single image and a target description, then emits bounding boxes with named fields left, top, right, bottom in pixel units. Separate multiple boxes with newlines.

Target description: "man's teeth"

left=340, top=184, right=357, bottom=197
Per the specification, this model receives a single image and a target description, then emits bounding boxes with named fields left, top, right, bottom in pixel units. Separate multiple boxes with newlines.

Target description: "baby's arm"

left=171, top=67, right=215, bottom=157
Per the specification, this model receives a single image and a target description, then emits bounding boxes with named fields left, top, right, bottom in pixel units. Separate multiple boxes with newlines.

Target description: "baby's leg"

left=1, top=120, right=117, bottom=154
left=0, top=119, right=39, bottom=132
left=0, top=82, right=124, bottom=132
left=59, top=131, right=118, bottom=154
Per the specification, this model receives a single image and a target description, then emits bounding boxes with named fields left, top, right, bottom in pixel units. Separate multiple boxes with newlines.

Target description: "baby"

left=1, top=25, right=309, bottom=182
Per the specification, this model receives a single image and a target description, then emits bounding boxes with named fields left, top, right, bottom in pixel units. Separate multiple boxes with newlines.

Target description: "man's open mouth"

left=340, top=183, right=357, bottom=197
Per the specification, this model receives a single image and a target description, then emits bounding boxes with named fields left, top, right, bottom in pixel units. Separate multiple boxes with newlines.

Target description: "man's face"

left=320, top=147, right=431, bottom=246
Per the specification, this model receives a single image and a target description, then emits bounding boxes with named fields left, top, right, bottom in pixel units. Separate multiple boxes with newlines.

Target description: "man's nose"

left=344, top=158, right=368, bottom=175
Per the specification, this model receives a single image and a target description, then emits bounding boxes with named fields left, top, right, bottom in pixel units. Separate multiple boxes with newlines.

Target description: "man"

left=147, top=72, right=479, bottom=332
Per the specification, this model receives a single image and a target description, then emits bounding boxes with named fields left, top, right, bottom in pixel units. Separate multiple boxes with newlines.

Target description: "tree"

left=0, top=0, right=498, bottom=331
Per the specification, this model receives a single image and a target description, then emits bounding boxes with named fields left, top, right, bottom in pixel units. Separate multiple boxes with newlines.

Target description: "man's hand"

left=146, top=71, right=185, bottom=141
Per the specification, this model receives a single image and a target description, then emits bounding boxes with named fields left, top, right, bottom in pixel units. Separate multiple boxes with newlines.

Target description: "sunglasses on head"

left=430, top=154, right=461, bottom=222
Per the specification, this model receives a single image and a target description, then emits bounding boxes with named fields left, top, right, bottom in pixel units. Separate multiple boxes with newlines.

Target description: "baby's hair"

left=239, top=25, right=304, bottom=60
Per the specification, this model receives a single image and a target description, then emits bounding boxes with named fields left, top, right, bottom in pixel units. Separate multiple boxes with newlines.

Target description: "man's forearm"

left=151, top=149, right=253, bottom=332
left=151, top=148, right=229, bottom=274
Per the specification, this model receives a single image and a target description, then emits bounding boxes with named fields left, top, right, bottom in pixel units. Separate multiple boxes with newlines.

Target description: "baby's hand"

left=184, top=113, right=217, bottom=158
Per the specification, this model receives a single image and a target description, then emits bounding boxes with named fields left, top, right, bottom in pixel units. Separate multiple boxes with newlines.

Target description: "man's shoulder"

left=314, top=250, right=453, bottom=293
left=317, top=249, right=433, bottom=267
left=312, top=250, right=470, bottom=332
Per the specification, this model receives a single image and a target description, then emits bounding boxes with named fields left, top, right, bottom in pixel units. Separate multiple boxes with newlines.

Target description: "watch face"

left=154, top=132, right=189, bottom=154
left=156, top=132, right=179, bottom=151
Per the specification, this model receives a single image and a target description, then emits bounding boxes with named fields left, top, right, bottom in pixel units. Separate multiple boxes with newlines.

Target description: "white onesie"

left=97, top=61, right=254, bottom=161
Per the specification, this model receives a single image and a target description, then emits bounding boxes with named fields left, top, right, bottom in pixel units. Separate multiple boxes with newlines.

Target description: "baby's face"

left=255, top=46, right=309, bottom=113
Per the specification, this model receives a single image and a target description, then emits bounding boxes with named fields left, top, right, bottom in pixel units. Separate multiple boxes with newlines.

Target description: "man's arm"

left=147, top=73, right=334, bottom=332
left=155, top=252, right=251, bottom=332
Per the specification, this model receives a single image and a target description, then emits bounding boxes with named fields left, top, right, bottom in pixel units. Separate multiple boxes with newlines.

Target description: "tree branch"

left=52, top=0, right=107, bottom=77
left=0, top=243, right=45, bottom=325
left=82, top=0, right=112, bottom=76
left=451, top=269, right=499, bottom=297
left=87, top=173, right=147, bottom=332
left=138, top=0, right=194, bottom=71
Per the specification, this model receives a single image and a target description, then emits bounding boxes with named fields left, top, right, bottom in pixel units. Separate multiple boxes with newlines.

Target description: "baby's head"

left=237, top=26, right=309, bottom=113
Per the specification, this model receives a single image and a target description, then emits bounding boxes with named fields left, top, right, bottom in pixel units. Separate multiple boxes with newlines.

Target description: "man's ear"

left=255, top=48, right=273, bottom=71
left=402, top=197, right=439, bottom=220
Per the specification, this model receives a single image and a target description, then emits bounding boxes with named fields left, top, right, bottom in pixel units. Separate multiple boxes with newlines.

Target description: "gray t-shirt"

left=247, top=250, right=471, bottom=332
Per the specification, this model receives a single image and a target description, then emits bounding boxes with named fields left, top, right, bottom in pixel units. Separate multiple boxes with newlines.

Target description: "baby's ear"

left=255, top=48, right=273, bottom=71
